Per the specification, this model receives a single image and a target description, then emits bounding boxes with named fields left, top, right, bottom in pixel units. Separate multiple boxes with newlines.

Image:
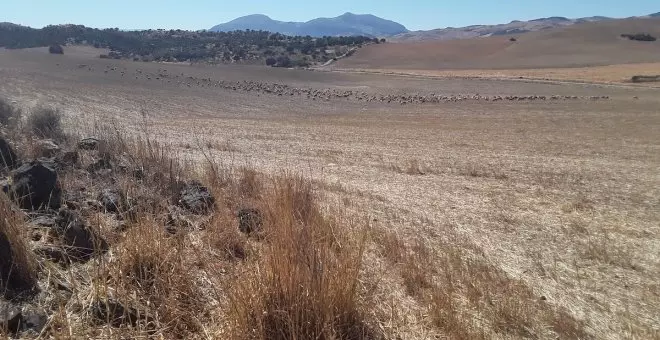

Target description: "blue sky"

left=2, top=0, right=658, bottom=31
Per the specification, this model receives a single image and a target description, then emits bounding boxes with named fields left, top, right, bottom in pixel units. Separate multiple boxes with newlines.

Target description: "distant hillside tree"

left=621, top=33, right=656, bottom=42
left=48, top=44, right=64, bottom=54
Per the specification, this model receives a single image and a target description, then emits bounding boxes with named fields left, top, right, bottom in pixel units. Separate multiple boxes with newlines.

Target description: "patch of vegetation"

left=0, top=24, right=379, bottom=66
left=621, top=33, right=657, bottom=42
left=27, top=107, right=63, bottom=139
left=0, top=98, right=21, bottom=126
left=48, top=44, right=63, bottom=54
left=631, top=75, right=660, bottom=83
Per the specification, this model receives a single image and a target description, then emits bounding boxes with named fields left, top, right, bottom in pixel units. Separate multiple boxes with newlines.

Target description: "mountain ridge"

left=210, top=12, right=408, bottom=37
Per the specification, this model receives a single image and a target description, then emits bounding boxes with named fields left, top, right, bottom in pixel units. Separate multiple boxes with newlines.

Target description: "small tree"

left=49, top=44, right=64, bottom=54
left=276, top=56, right=291, bottom=68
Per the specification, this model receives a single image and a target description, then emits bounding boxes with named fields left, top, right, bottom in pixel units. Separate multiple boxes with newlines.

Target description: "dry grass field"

left=1, top=46, right=659, bottom=339
left=328, top=62, right=660, bottom=87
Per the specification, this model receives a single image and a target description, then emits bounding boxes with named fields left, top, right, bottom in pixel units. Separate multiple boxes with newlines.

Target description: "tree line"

left=0, top=23, right=384, bottom=66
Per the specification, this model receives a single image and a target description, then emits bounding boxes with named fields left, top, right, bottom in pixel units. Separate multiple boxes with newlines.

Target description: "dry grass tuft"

left=27, top=106, right=64, bottom=140
left=226, top=174, right=375, bottom=340
left=0, top=98, right=21, bottom=127
left=0, top=194, right=39, bottom=300
left=107, top=219, right=203, bottom=336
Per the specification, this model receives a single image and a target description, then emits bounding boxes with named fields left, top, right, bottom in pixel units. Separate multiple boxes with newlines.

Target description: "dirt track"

left=1, top=47, right=659, bottom=339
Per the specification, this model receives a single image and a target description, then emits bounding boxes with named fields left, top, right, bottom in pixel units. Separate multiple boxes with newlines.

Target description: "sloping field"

left=1, top=48, right=659, bottom=339
left=337, top=18, right=660, bottom=70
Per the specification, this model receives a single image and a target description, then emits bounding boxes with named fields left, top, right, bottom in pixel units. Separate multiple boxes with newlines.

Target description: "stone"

left=238, top=208, right=262, bottom=234
left=97, top=188, right=125, bottom=213
left=10, top=158, right=61, bottom=210
left=78, top=137, right=100, bottom=150
left=19, top=307, right=48, bottom=334
left=177, top=181, right=215, bottom=214
left=86, top=152, right=113, bottom=173
left=1, top=178, right=9, bottom=194
left=29, top=214, right=57, bottom=228
left=0, top=137, right=18, bottom=171
left=35, top=139, right=60, bottom=158
left=55, top=209, right=107, bottom=261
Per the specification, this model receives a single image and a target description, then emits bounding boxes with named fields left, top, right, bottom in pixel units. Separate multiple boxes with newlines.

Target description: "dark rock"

left=177, top=181, right=215, bottom=214
left=97, top=188, right=125, bottom=213
left=78, top=137, right=100, bottom=150
left=238, top=208, right=262, bottom=234
left=35, top=139, right=60, bottom=158
left=0, top=137, right=18, bottom=171
left=0, top=301, right=22, bottom=334
left=55, top=209, right=107, bottom=261
left=91, top=299, right=139, bottom=327
left=10, top=158, right=61, bottom=210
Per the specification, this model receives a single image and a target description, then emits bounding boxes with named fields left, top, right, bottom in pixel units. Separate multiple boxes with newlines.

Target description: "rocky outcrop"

left=177, top=181, right=215, bottom=214
left=9, top=158, right=61, bottom=210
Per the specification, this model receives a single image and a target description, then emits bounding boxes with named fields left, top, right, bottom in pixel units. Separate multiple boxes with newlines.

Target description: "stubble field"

left=1, top=47, right=659, bottom=339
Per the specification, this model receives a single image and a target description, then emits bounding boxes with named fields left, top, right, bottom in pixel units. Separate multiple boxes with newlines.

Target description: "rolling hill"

left=392, top=12, right=660, bottom=42
left=336, top=17, right=660, bottom=70
left=210, top=12, right=408, bottom=37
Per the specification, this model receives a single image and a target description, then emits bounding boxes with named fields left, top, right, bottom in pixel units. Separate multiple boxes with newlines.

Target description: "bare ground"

left=1, top=47, right=659, bottom=339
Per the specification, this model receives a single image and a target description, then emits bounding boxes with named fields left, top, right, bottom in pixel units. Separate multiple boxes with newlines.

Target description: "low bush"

left=631, top=75, right=660, bottom=83
left=621, top=33, right=657, bottom=42
left=27, top=107, right=63, bottom=139
left=0, top=98, right=20, bottom=126
left=48, top=44, right=64, bottom=54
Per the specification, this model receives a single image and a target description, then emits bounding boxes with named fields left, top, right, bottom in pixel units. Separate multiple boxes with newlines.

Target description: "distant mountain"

left=210, top=12, right=408, bottom=37
left=649, top=12, right=660, bottom=17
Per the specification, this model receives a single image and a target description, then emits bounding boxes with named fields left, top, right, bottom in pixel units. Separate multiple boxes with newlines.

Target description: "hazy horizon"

left=2, top=0, right=658, bottom=31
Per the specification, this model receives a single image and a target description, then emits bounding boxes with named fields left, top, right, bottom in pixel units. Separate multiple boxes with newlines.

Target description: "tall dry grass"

left=226, top=175, right=375, bottom=340
left=0, top=194, right=38, bottom=300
